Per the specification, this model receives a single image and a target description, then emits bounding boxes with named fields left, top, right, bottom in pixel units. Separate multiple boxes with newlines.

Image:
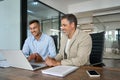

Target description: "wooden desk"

left=0, top=66, right=120, bottom=80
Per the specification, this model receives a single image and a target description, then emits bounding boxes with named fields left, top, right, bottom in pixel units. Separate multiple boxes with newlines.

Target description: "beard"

left=32, top=31, right=41, bottom=37
left=61, top=30, right=69, bottom=36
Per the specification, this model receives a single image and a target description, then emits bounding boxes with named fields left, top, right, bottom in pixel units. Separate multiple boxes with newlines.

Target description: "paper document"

left=0, top=60, right=10, bottom=68
left=0, top=53, right=10, bottom=68
left=42, top=66, right=78, bottom=77
left=0, top=53, right=5, bottom=60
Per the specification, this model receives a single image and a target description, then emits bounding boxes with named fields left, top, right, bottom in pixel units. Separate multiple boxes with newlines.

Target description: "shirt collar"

left=31, top=33, right=43, bottom=41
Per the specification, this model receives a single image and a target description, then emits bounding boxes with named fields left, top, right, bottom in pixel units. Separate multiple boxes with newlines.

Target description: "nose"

left=60, top=26, right=64, bottom=30
left=30, top=28, right=35, bottom=33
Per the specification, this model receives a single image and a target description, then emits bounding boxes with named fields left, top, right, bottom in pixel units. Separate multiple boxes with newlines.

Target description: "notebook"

left=0, top=50, right=47, bottom=70
left=42, top=66, right=78, bottom=77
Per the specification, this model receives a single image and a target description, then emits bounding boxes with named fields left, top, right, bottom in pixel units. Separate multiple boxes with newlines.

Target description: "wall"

left=93, top=14, right=120, bottom=49
left=94, top=14, right=120, bottom=30
left=0, top=0, right=20, bottom=60
left=77, top=16, right=93, bottom=24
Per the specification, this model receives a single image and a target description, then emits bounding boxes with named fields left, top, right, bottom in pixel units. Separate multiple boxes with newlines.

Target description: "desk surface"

left=0, top=66, right=120, bottom=80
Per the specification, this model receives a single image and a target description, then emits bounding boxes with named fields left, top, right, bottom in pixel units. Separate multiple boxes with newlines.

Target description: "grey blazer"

left=55, top=28, right=92, bottom=66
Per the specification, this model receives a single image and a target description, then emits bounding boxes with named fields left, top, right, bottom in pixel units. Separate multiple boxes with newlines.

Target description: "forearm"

left=22, top=39, right=30, bottom=56
left=49, top=38, right=57, bottom=58
left=61, top=56, right=88, bottom=66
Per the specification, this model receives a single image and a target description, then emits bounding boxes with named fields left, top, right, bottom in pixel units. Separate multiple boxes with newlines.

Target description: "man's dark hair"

left=29, top=20, right=40, bottom=25
left=61, top=14, right=77, bottom=28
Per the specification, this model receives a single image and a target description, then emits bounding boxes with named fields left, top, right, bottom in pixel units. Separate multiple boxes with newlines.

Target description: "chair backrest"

left=89, top=32, right=105, bottom=66
left=51, top=35, right=58, bottom=51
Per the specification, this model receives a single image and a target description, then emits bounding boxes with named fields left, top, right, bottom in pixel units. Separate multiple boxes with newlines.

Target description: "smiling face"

left=61, top=18, right=75, bottom=38
left=29, top=22, right=41, bottom=39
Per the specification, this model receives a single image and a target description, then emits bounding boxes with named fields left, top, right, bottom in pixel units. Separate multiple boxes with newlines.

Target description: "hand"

left=28, top=53, right=43, bottom=62
left=45, top=56, right=61, bottom=66
left=35, top=53, right=43, bottom=62
left=27, top=54, right=35, bottom=61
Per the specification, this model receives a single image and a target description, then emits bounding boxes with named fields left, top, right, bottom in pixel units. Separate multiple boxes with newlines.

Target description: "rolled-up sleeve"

left=48, top=37, right=56, bottom=58
left=22, top=39, right=30, bottom=57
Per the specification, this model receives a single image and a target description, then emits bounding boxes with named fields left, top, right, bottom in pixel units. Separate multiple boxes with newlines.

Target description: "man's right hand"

left=28, top=53, right=43, bottom=62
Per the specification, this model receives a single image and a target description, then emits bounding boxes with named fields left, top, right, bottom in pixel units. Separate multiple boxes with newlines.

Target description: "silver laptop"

left=0, top=50, right=47, bottom=70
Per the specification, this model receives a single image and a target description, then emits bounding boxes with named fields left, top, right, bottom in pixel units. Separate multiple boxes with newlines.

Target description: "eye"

left=30, top=27, right=32, bottom=30
left=63, top=24, right=67, bottom=27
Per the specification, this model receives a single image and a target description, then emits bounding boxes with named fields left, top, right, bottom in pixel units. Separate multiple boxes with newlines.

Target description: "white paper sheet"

left=42, top=66, right=78, bottom=77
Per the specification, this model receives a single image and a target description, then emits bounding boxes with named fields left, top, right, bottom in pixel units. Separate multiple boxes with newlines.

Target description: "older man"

left=45, top=14, right=92, bottom=66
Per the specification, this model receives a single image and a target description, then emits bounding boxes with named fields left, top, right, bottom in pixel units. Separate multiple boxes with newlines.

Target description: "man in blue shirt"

left=22, top=20, right=56, bottom=62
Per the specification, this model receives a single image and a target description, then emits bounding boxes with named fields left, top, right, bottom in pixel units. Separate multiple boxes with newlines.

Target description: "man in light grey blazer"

left=45, top=14, right=92, bottom=67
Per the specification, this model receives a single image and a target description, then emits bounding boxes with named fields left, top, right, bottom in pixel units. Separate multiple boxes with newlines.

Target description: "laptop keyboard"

left=31, top=64, right=40, bottom=68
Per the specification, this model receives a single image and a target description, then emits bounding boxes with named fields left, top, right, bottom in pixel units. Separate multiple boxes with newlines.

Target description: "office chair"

left=89, top=31, right=105, bottom=67
left=51, top=35, right=58, bottom=52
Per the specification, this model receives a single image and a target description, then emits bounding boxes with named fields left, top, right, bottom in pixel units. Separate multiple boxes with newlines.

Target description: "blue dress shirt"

left=22, top=33, right=56, bottom=60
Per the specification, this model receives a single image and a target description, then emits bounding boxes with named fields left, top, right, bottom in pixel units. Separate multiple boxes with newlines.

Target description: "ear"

left=71, top=22, right=75, bottom=28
